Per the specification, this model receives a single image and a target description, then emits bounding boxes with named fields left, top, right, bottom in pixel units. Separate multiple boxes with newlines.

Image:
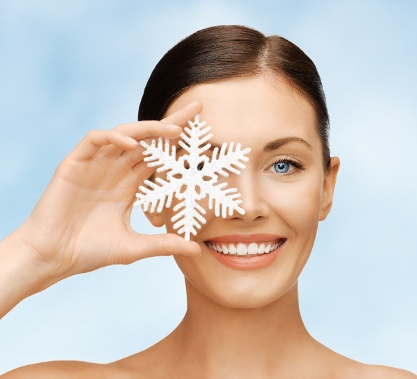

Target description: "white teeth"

left=207, top=241, right=284, bottom=256
left=247, top=243, right=258, bottom=255
left=237, top=243, right=247, bottom=255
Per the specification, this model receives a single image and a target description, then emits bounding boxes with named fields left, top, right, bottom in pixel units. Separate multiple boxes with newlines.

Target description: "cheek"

left=264, top=176, right=323, bottom=236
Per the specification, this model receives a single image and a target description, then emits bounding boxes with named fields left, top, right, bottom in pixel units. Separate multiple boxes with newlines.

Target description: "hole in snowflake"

left=178, top=183, right=187, bottom=194
left=134, top=114, right=251, bottom=241
left=195, top=185, right=203, bottom=196
left=197, top=161, right=204, bottom=171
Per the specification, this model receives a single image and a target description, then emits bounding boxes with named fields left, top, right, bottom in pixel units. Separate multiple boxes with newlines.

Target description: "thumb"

left=120, top=232, right=202, bottom=263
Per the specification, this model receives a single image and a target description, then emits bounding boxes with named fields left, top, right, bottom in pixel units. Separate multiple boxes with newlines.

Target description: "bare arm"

left=0, top=101, right=202, bottom=320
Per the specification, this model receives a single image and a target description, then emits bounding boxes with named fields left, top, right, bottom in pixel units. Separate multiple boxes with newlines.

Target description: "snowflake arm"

left=140, top=138, right=178, bottom=173
left=172, top=199, right=207, bottom=241
left=202, top=142, right=251, bottom=177
left=134, top=177, right=182, bottom=213
left=207, top=182, right=245, bottom=218
left=178, top=115, right=213, bottom=156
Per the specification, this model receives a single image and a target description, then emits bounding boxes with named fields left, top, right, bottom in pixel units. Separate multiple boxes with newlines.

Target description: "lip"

left=204, top=234, right=286, bottom=270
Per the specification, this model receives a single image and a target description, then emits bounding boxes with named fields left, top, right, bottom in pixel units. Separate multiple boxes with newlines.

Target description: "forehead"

left=166, top=75, right=320, bottom=152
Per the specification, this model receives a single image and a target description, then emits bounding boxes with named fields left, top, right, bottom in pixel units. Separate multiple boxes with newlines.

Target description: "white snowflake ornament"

left=134, top=115, right=251, bottom=241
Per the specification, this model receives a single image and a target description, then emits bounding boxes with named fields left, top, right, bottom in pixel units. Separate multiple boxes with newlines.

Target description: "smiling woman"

left=0, top=25, right=416, bottom=379
left=153, top=76, right=338, bottom=310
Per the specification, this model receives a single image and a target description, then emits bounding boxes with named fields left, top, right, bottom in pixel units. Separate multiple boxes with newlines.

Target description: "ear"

left=143, top=209, right=166, bottom=227
left=319, top=157, right=340, bottom=221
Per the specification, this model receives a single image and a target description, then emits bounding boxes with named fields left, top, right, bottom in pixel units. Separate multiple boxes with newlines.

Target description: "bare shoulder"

left=345, top=363, right=417, bottom=379
left=364, top=365, right=417, bottom=379
left=0, top=361, right=125, bottom=379
left=315, top=340, right=416, bottom=379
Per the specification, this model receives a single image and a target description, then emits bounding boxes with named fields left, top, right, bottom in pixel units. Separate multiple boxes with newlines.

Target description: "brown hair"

left=138, top=25, right=330, bottom=169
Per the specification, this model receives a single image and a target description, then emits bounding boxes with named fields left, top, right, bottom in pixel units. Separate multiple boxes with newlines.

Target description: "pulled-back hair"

left=138, top=25, right=330, bottom=169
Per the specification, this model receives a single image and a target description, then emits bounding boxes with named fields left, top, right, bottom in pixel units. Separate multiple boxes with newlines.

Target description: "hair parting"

left=138, top=25, right=331, bottom=169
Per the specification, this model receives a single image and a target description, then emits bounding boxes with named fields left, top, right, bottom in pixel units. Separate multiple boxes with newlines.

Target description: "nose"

left=226, top=169, right=269, bottom=222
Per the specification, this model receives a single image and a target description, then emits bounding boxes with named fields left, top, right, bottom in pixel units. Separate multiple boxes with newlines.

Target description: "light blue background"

left=0, top=0, right=416, bottom=374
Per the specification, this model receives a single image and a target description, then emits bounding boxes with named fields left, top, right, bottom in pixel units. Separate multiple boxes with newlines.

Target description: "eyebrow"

left=175, top=136, right=311, bottom=153
left=263, top=136, right=312, bottom=152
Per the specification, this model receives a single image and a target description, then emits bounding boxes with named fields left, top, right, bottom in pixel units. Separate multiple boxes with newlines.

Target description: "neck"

left=169, top=280, right=318, bottom=377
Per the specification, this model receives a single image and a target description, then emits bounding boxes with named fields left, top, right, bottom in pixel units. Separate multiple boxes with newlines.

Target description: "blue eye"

left=267, top=159, right=303, bottom=176
left=273, top=161, right=290, bottom=174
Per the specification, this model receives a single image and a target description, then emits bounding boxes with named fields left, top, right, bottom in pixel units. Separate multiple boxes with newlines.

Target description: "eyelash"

left=267, top=158, right=304, bottom=175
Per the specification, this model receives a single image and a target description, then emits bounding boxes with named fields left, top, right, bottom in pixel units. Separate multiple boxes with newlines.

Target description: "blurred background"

left=0, top=0, right=416, bottom=374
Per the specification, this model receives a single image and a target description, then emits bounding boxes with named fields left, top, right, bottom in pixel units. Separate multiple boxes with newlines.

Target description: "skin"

left=159, top=74, right=336, bottom=311
left=1, top=76, right=415, bottom=378
left=0, top=103, right=203, bottom=321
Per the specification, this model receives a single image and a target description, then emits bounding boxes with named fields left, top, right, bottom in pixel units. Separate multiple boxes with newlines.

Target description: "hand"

left=17, top=101, right=202, bottom=280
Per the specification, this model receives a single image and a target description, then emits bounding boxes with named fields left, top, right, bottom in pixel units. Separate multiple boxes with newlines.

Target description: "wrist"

left=0, top=226, right=64, bottom=318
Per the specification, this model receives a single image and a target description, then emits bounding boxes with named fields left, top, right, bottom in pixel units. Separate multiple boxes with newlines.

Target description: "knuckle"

left=114, top=123, right=126, bottom=131
left=139, top=122, right=153, bottom=131
left=86, top=130, right=99, bottom=139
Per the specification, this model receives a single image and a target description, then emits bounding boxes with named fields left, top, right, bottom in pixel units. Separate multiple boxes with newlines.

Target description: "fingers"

left=69, top=101, right=203, bottom=163
left=95, top=120, right=182, bottom=160
left=162, top=100, right=203, bottom=125
left=70, top=122, right=182, bottom=161
left=129, top=160, right=156, bottom=187
left=119, top=101, right=204, bottom=166
left=114, top=120, right=182, bottom=140
left=121, top=232, right=202, bottom=263
left=70, top=130, right=139, bottom=161
left=116, top=101, right=203, bottom=144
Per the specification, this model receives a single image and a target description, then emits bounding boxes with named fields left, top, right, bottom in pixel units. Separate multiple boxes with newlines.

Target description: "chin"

left=205, top=288, right=293, bottom=309
left=179, top=259, right=300, bottom=310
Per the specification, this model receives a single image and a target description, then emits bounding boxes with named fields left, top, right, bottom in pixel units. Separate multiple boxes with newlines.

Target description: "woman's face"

left=147, top=75, right=339, bottom=308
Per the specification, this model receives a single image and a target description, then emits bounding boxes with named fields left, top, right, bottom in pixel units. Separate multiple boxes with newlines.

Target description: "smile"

left=203, top=235, right=286, bottom=270
left=205, top=240, right=285, bottom=256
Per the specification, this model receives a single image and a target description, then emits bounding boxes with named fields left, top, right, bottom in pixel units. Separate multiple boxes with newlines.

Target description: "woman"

left=0, top=25, right=415, bottom=378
